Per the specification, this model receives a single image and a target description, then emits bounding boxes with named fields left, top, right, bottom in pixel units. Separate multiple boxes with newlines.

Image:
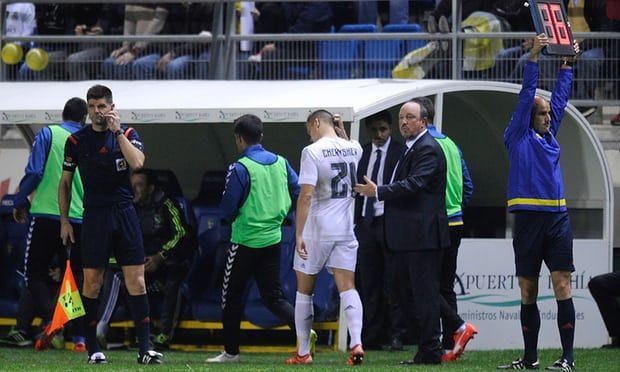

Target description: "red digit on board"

left=538, top=3, right=558, bottom=43
left=549, top=3, right=571, bottom=45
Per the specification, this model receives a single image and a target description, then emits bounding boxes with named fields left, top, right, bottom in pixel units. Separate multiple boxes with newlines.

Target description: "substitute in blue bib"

left=207, top=114, right=300, bottom=363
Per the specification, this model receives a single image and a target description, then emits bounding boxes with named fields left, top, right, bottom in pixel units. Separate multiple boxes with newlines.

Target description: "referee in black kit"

left=59, top=85, right=162, bottom=365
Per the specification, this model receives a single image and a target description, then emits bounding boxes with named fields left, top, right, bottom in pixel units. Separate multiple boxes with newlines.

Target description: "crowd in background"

left=2, top=1, right=619, bottom=102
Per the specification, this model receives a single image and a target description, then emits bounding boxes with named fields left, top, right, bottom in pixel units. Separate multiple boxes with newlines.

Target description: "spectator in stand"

left=328, top=1, right=357, bottom=31
left=102, top=4, right=169, bottom=80
left=2, top=2, right=36, bottom=80
left=356, top=0, right=409, bottom=26
left=252, top=2, right=333, bottom=79
left=18, top=4, right=71, bottom=80
left=154, top=3, right=214, bottom=79
left=65, top=5, right=124, bottom=80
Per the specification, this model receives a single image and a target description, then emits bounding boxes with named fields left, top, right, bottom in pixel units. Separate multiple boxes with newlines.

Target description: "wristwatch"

left=114, top=128, right=124, bottom=137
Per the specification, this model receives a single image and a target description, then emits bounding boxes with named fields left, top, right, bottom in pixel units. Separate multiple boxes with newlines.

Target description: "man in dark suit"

left=354, top=110, right=407, bottom=351
left=355, top=98, right=449, bottom=365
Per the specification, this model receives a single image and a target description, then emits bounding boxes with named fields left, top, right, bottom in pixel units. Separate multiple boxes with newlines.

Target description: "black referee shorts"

left=81, top=203, right=145, bottom=268
left=512, top=211, right=574, bottom=277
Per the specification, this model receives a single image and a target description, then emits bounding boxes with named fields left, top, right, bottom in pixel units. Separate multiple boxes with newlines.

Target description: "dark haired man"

left=355, top=99, right=449, bottom=365
left=59, top=84, right=162, bottom=364
left=354, top=110, right=407, bottom=351
left=499, top=35, right=579, bottom=371
left=207, top=114, right=301, bottom=363
left=6, top=97, right=88, bottom=351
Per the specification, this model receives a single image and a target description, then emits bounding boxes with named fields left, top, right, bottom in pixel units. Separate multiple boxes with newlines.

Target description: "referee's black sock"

left=82, top=296, right=101, bottom=355
left=128, top=294, right=151, bottom=354
left=557, top=298, right=575, bottom=363
left=520, top=302, right=540, bottom=363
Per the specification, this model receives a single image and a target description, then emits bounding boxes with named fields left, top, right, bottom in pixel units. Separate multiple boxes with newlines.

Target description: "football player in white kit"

left=285, top=110, right=365, bottom=365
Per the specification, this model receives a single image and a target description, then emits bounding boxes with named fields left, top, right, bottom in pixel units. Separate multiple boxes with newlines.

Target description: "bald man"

left=499, top=35, right=580, bottom=372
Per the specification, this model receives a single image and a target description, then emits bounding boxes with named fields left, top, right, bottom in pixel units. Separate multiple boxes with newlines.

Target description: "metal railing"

left=2, top=32, right=618, bottom=105
left=1, top=0, right=618, bottom=107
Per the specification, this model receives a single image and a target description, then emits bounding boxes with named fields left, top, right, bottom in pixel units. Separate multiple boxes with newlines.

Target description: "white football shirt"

left=298, top=136, right=362, bottom=241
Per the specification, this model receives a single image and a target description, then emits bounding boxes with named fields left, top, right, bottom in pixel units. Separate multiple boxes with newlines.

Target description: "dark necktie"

left=363, top=149, right=382, bottom=227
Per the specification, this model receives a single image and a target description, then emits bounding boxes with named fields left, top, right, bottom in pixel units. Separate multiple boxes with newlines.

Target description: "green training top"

left=29, top=125, right=84, bottom=220
left=231, top=156, right=291, bottom=248
left=435, top=136, right=463, bottom=217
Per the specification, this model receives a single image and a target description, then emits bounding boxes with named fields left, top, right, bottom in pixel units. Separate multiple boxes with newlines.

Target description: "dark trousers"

left=395, top=249, right=442, bottom=362
left=355, top=216, right=406, bottom=347
left=146, top=259, right=190, bottom=337
left=439, top=225, right=465, bottom=349
left=221, top=243, right=294, bottom=355
left=25, top=217, right=82, bottom=323
left=588, top=271, right=620, bottom=338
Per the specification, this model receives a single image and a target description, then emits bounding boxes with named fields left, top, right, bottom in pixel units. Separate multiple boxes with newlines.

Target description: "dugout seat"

left=193, top=171, right=227, bottom=207
left=189, top=206, right=230, bottom=321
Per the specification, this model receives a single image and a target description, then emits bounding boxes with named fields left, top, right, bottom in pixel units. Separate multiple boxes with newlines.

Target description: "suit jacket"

left=377, top=131, right=450, bottom=252
left=354, top=139, right=406, bottom=224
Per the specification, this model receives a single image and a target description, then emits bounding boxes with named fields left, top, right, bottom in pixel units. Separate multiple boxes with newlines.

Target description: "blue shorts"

left=81, top=203, right=145, bottom=268
left=512, top=211, right=574, bottom=277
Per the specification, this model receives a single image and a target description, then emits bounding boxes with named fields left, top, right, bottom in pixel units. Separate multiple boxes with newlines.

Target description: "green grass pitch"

left=0, top=347, right=618, bottom=371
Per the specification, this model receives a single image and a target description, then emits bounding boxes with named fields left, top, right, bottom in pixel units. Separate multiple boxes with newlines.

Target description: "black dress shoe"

left=389, top=337, right=404, bottom=351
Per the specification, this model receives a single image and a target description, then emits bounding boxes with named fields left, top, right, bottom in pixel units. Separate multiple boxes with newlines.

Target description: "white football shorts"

left=293, top=238, right=359, bottom=275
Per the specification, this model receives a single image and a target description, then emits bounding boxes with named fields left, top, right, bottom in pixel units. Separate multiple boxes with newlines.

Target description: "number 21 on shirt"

left=331, top=162, right=357, bottom=199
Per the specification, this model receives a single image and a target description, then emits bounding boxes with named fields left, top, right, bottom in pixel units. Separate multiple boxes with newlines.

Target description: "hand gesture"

left=296, top=236, right=308, bottom=260
left=104, top=110, right=121, bottom=133
left=353, top=176, right=377, bottom=197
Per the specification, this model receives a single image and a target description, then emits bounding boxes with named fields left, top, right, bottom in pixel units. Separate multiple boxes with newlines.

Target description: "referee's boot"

left=138, top=350, right=164, bottom=364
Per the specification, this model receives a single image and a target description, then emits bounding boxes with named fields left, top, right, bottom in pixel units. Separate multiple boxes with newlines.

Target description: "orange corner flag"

left=47, top=259, right=85, bottom=335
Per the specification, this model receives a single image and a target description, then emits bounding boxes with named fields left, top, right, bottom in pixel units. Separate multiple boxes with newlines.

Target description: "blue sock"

left=128, top=294, right=150, bottom=354
left=557, top=298, right=575, bottom=363
left=521, top=302, right=540, bottom=363
left=82, top=296, right=101, bottom=355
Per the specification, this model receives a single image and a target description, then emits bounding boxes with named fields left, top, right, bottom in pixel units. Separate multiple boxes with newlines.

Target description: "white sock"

left=340, top=289, right=363, bottom=348
left=456, top=322, right=466, bottom=333
left=295, top=292, right=314, bottom=356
